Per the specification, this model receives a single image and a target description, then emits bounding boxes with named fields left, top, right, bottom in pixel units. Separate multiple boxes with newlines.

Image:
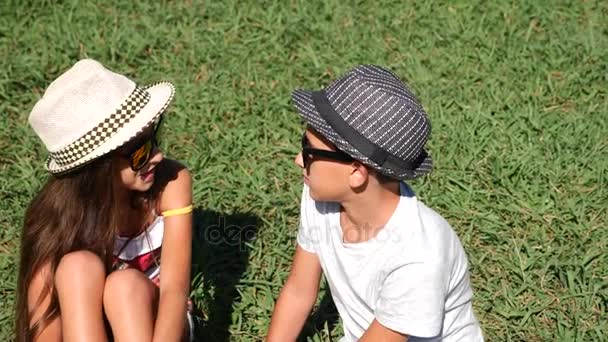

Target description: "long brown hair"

left=15, top=155, right=131, bottom=341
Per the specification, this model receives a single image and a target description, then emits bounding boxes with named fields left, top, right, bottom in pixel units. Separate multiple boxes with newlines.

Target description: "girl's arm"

left=153, top=164, right=193, bottom=342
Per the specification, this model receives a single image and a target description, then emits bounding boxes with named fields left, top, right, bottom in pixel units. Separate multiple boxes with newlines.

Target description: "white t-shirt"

left=297, top=183, right=484, bottom=341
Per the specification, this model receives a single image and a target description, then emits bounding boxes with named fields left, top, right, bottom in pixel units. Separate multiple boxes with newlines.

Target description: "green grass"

left=1, top=0, right=607, bottom=340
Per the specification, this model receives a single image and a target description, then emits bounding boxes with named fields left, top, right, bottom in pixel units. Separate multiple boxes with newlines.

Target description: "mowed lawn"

left=1, top=0, right=606, bottom=340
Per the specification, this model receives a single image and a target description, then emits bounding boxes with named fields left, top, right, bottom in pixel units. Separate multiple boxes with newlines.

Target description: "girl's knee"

left=103, top=269, right=157, bottom=307
left=55, top=250, right=105, bottom=287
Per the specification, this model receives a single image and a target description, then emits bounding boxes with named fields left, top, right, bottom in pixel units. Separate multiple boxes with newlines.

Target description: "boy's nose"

left=294, top=152, right=304, bottom=168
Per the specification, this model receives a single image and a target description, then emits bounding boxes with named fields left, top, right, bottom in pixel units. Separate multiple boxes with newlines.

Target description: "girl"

left=16, top=59, right=194, bottom=342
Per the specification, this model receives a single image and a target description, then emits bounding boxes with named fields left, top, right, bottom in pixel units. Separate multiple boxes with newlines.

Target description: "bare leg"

left=54, top=250, right=108, bottom=342
left=103, top=269, right=158, bottom=342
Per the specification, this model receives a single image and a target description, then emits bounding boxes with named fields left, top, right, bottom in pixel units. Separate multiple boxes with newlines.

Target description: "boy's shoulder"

left=389, top=195, right=465, bottom=270
left=397, top=182, right=454, bottom=235
left=412, top=198, right=453, bottom=235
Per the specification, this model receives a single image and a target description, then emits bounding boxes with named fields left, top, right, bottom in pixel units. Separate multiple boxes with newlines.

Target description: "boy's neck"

left=339, top=181, right=401, bottom=244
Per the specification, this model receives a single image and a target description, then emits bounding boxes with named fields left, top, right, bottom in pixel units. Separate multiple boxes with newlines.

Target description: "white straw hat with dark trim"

left=292, top=64, right=432, bottom=180
left=28, top=59, right=175, bottom=174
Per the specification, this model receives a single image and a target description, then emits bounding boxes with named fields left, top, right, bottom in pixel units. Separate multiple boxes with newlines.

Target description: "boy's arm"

left=359, top=320, right=408, bottom=342
left=267, top=245, right=322, bottom=342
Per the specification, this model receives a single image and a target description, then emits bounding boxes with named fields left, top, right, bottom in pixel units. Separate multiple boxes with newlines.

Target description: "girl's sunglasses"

left=123, top=117, right=163, bottom=171
left=301, top=134, right=354, bottom=169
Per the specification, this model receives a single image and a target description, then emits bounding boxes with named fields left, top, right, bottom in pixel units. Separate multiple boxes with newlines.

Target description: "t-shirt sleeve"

left=374, top=261, right=448, bottom=338
left=296, top=185, right=317, bottom=253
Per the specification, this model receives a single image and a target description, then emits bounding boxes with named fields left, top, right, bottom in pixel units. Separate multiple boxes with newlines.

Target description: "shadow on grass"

left=191, top=208, right=259, bottom=342
left=298, top=289, right=340, bottom=341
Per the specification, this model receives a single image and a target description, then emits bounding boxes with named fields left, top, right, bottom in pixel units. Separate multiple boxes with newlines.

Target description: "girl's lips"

left=141, top=168, right=155, bottom=182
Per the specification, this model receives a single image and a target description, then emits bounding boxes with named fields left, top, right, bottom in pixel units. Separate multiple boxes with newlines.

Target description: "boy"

left=267, top=65, right=483, bottom=341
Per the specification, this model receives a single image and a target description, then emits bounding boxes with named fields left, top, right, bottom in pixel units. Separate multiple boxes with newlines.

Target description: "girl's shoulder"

left=151, top=159, right=192, bottom=212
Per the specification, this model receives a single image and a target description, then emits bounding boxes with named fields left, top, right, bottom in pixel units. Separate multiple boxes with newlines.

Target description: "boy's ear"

left=349, top=161, right=369, bottom=188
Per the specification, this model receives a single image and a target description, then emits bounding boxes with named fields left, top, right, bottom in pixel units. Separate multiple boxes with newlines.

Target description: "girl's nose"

left=150, top=147, right=163, bottom=164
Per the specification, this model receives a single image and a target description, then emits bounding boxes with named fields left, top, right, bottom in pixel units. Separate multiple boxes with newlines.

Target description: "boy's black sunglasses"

left=301, top=134, right=354, bottom=169
left=123, top=116, right=163, bottom=171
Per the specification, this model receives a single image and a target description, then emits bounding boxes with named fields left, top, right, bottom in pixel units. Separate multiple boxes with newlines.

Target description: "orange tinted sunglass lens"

left=131, top=140, right=152, bottom=170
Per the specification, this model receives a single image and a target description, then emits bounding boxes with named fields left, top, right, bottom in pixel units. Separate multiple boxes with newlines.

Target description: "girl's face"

left=114, top=126, right=164, bottom=192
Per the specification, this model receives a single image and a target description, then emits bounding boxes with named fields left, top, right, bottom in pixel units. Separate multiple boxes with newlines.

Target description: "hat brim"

left=46, top=82, right=175, bottom=174
left=292, top=89, right=432, bottom=180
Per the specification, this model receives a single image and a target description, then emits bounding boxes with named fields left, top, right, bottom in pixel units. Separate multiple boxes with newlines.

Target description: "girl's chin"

left=139, top=181, right=155, bottom=191
left=124, top=180, right=154, bottom=192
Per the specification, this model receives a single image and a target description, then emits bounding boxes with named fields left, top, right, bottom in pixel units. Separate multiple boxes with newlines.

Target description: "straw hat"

left=28, top=59, right=175, bottom=174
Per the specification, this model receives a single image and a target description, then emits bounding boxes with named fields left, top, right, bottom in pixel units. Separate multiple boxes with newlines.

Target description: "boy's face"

left=295, top=128, right=355, bottom=201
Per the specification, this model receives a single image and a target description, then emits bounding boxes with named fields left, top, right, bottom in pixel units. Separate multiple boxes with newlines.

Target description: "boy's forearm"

left=267, top=284, right=318, bottom=341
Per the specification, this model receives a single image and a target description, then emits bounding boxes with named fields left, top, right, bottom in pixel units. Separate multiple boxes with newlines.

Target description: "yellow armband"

left=161, top=205, right=193, bottom=217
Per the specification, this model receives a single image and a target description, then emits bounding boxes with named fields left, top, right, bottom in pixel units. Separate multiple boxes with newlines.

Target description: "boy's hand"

left=267, top=245, right=322, bottom=342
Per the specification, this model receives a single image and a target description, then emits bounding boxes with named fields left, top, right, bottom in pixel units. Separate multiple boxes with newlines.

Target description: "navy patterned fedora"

left=292, top=64, right=432, bottom=180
